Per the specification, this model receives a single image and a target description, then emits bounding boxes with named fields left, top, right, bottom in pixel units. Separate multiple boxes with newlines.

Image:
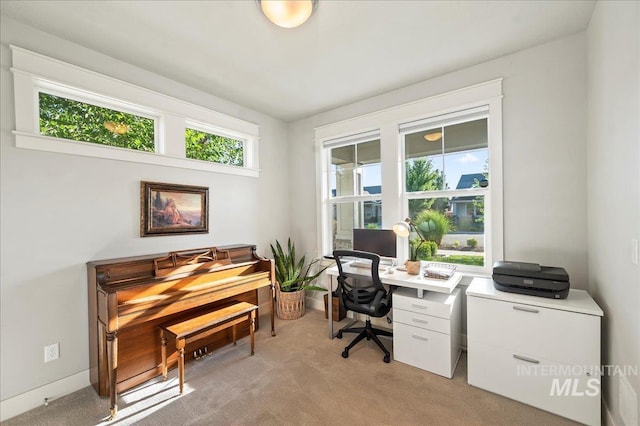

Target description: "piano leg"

left=161, top=334, right=168, bottom=380
left=177, top=341, right=185, bottom=394
left=106, top=331, right=118, bottom=419
left=250, top=310, right=256, bottom=355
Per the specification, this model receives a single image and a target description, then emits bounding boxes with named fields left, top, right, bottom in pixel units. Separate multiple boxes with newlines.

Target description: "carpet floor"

left=4, top=309, right=579, bottom=425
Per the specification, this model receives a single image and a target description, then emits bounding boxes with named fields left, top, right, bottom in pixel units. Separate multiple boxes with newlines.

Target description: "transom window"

left=39, top=92, right=156, bottom=152
left=11, top=45, right=260, bottom=178
left=185, top=127, right=244, bottom=167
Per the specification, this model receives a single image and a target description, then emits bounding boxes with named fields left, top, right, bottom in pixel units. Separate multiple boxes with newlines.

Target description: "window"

left=402, top=114, right=489, bottom=267
left=185, top=127, right=244, bottom=166
left=317, top=79, right=503, bottom=274
left=327, top=134, right=382, bottom=251
left=11, top=45, right=260, bottom=177
left=39, top=92, right=156, bottom=152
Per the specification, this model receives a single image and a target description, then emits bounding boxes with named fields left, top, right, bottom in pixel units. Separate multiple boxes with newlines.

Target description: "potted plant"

left=399, top=215, right=436, bottom=275
left=406, top=238, right=424, bottom=275
left=270, top=238, right=328, bottom=320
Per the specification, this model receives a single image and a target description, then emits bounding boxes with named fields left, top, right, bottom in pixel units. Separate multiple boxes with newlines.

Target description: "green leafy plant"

left=414, top=209, right=451, bottom=245
left=467, top=237, right=478, bottom=248
left=270, top=238, right=328, bottom=293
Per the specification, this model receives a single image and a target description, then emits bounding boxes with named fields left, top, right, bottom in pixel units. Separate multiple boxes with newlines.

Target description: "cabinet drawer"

left=394, top=308, right=451, bottom=334
left=393, top=289, right=454, bottom=319
left=467, top=295, right=600, bottom=366
left=468, top=339, right=600, bottom=426
left=393, top=322, right=458, bottom=378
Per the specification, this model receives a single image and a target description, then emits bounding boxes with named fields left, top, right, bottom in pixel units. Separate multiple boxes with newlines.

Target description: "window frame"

left=10, top=45, right=260, bottom=178
left=184, top=120, right=247, bottom=168
left=316, top=79, right=503, bottom=275
left=400, top=109, right=490, bottom=273
left=324, top=132, right=383, bottom=251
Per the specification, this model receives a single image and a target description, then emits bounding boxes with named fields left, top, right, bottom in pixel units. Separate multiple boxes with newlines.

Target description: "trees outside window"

left=39, top=93, right=155, bottom=151
left=185, top=128, right=244, bottom=166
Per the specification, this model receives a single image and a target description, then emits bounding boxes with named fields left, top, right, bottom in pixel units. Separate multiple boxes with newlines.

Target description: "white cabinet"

left=393, top=287, right=461, bottom=378
left=466, top=278, right=603, bottom=426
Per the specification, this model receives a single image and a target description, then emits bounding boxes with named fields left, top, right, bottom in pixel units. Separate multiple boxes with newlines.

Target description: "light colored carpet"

left=4, top=309, right=578, bottom=425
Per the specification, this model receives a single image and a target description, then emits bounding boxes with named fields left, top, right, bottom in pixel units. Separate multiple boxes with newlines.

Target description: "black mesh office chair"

left=333, top=250, right=393, bottom=363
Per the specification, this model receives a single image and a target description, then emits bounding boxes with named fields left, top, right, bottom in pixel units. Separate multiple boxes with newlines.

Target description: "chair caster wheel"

left=383, top=354, right=390, bottom=363
left=342, top=349, right=349, bottom=358
left=337, top=331, right=343, bottom=339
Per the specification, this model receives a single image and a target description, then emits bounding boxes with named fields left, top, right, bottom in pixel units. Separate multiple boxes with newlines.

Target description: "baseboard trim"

left=307, top=296, right=324, bottom=312
left=0, top=370, right=89, bottom=422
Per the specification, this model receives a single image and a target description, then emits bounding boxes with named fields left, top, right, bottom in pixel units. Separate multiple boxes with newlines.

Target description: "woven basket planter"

left=276, top=284, right=305, bottom=320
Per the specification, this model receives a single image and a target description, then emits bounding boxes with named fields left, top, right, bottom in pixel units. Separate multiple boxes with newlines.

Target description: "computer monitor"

left=352, top=228, right=397, bottom=259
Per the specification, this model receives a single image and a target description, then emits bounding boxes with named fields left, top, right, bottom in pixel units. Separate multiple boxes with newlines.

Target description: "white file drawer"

left=466, top=278, right=603, bottom=426
left=392, top=287, right=461, bottom=378
left=394, top=323, right=453, bottom=377
left=468, top=339, right=601, bottom=426
left=393, top=308, right=450, bottom=334
left=467, top=295, right=599, bottom=366
left=393, top=289, right=456, bottom=319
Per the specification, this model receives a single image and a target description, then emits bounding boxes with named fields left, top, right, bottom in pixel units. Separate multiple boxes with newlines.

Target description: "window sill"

left=13, top=131, right=260, bottom=178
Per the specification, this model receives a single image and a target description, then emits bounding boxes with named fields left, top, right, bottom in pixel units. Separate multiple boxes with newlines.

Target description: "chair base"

left=337, top=319, right=392, bottom=363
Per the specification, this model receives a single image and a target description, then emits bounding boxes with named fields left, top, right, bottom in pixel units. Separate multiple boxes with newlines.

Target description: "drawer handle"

left=411, top=304, right=428, bottom=310
left=513, top=306, right=539, bottom=314
left=513, top=354, right=540, bottom=364
left=411, top=334, right=429, bottom=341
left=411, top=318, right=429, bottom=325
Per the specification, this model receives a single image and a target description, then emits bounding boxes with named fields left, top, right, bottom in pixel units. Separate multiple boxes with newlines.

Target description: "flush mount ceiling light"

left=257, top=0, right=318, bottom=28
left=423, top=131, right=442, bottom=142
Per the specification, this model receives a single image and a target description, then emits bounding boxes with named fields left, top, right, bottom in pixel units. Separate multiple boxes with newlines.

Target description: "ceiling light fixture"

left=257, top=0, right=318, bottom=28
left=423, top=131, right=442, bottom=142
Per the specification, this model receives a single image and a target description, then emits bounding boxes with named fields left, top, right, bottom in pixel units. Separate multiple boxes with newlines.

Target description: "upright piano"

left=87, top=244, right=275, bottom=418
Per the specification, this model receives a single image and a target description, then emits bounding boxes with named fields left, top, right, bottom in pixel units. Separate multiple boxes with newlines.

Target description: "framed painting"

left=140, top=181, right=209, bottom=236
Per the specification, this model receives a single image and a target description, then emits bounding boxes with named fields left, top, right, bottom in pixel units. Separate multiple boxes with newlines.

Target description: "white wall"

left=0, top=16, right=291, bottom=407
left=587, top=1, right=640, bottom=424
left=289, top=33, right=589, bottom=289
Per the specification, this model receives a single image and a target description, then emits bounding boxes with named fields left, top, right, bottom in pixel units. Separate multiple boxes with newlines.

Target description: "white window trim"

left=10, top=45, right=260, bottom=178
left=315, top=79, right=503, bottom=275
left=185, top=120, right=248, bottom=167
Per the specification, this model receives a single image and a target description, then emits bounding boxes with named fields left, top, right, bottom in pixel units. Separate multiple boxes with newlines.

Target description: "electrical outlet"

left=619, top=375, right=638, bottom=426
left=632, top=239, right=639, bottom=265
left=44, top=343, right=59, bottom=363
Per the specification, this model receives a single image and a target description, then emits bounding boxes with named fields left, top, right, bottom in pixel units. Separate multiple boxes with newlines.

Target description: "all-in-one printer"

left=492, top=261, right=570, bottom=299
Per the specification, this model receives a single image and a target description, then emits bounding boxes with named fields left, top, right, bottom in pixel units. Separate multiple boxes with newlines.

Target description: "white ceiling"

left=1, top=0, right=596, bottom=122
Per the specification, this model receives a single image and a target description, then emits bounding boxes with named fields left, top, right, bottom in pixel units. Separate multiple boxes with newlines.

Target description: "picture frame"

left=140, top=181, right=209, bottom=237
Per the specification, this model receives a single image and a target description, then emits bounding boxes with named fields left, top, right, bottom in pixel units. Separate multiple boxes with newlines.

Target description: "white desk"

left=325, top=263, right=461, bottom=339
left=325, top=262, right=463, bottom=377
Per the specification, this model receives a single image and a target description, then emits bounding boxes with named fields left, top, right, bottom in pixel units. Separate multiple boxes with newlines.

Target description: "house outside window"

left=402, top=116, right=488, bottom=267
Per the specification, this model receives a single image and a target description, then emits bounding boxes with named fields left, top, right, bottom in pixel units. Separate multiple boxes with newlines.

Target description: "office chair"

left=333, top=250, right=393, bottom=363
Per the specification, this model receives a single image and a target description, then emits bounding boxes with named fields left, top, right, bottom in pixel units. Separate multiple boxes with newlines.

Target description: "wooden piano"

left=87, top=244, right=275, bottom=418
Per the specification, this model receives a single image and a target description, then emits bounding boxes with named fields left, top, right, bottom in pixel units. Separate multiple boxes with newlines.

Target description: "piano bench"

left=158, top=301, right=258, bottom=394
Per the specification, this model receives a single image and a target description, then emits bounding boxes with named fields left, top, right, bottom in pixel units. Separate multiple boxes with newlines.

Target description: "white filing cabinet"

left=466, top=278, right=603, bottom=426
left=393, top=287, right=461, bottom=378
